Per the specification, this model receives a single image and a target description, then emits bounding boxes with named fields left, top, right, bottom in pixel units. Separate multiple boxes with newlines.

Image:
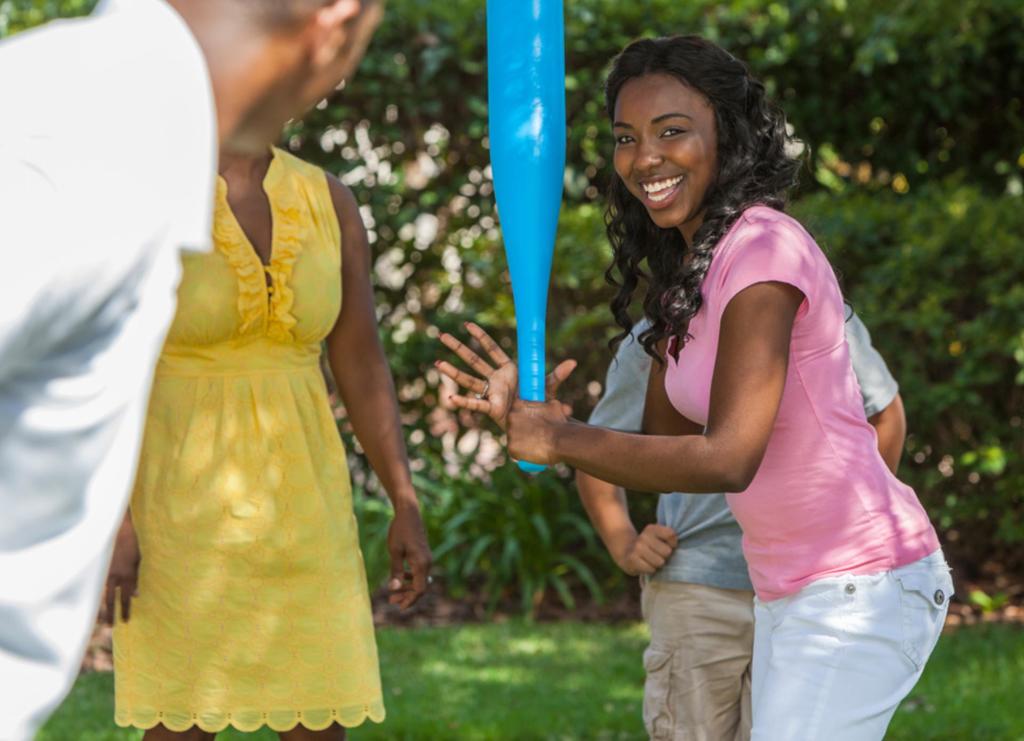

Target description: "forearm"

left=114, top=507, right=134, bottom=537
left=331, top=343, right=418, bottom=510
left=558, top=422, right=748, bottom=494
left=869, top=394, right=906, bottom=475
left=575, top=471, right=638, bottom=563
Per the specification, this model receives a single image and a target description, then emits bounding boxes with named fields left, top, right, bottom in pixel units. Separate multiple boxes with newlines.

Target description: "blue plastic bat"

left=486, top=0, right=566, bottom=473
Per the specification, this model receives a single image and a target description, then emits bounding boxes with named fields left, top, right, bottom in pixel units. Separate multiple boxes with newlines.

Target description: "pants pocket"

left=896, top=569, right=953, bottom=670
left=642, top=646, right=674, bottom=740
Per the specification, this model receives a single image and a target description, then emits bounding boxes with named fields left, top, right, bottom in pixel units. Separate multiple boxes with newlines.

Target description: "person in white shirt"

left=0, top=2, right=382, bottom=738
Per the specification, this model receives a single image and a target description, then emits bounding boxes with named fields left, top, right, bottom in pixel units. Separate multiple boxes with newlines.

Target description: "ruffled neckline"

left=214, top=147, right=302, bottom=342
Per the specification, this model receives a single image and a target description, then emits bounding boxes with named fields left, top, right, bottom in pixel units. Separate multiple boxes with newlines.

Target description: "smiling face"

left=612, top=73, right=718, bottom=244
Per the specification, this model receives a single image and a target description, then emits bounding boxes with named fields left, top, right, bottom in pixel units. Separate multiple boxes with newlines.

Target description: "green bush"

left=355, top=452, right=615, bottom=616
left=792, top=182, right=1024, bottom=575
left=0, top=0, right=95, bottom=35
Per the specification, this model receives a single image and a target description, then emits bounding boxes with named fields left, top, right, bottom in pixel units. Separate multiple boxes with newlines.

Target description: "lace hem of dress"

left=115, top=701, right=386, bottom=732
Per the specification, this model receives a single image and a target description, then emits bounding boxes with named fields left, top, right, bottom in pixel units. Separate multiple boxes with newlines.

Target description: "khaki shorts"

left=641, top=579, right=755, bottom=741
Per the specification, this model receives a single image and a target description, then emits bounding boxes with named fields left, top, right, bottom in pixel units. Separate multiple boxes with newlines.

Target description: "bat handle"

left=517, top=315, right=548, bottom=474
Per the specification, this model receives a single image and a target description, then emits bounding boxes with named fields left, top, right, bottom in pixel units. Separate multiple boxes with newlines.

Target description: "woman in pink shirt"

left=439, top=36, right=952, bottom=739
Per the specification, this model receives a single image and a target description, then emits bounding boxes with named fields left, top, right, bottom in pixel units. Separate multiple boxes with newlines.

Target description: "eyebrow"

left=612, top=112, right=694, bottom=129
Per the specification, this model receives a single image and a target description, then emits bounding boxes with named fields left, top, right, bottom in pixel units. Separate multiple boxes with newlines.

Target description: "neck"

left=167, top=1, right=299, bottom=150
left=219, top=149, right=274, bottom=180
left=677, top=211, right=704, bottom=246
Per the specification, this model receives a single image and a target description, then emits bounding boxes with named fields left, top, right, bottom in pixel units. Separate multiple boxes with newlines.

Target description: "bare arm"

left=868, top=393, right=906, bottom=474
left=575, top=470, right=678, bottom=575
left=325, top=176, right=431, bottom=608
left=574, top=336, right=689, bottom=574
left=575, top=473, right=635, bottom=567
left=507, top=282, right=804, bottom=493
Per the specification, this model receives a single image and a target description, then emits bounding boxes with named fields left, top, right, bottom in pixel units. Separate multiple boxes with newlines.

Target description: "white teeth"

left=642, top=176, right=683, bottom=200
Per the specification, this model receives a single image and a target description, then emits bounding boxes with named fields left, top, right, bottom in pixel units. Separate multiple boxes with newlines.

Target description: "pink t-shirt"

left=665, top=206, right=939, bottom=601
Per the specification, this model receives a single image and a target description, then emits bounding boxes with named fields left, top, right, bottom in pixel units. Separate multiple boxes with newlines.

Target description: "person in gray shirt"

left=577, top=311, right=905, bottom=741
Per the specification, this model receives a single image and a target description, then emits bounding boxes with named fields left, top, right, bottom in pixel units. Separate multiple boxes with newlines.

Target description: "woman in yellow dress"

left=105, top=142, right=432, bottom=740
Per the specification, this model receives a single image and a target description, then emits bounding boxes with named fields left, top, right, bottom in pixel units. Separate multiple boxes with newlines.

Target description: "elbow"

left=701, top=433, right=768, bottom=493
left=714, top=454, right=762, bottom=493
left=719, top=468, right=756, bottom=494
left=665, top=461, right=756, bottom=494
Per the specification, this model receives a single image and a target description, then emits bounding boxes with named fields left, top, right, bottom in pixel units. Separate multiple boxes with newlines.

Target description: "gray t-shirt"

left=586, top=312, right=899, bottom=591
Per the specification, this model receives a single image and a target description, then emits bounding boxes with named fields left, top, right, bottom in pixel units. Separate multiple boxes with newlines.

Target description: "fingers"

left=447, top=393, right=493, bottom=414
left=100, top=584, right=115, bottom=626
left=388, top=547, right=405, bottom=590
left=387, top=572, right=412, bottom=607
left=408, top=556, right=430, bottom=607
left=100, top=582, right=136, bottom=625
left=387, top=559, right=409, bottom=607
left=623, top=525, right=680, bottom=577
left=439, top=331, right=494, bottom=378
left=638, top=530, right=676, bottom=561
left=545, top=359, right=578, bottom=396
left=465, top=322, right=512, bottom=366
left=387, top=545, right=424, bottom=610
left=645, top=524, right=680, bottom=548
left=637, top=554, right=661, bottom=574
left=633, top=544, right=668, bottom=571
left=387, top=571, right=429, bottom=610
left=645, top=536, right=675, bottom=562
left=120, top=582, right=136, bottom=622
left=435, top=360, right=487, bottom=395
left=624, top=551, right=660, bottom=575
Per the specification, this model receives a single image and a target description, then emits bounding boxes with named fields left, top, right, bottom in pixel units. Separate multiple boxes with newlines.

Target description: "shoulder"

left=716, top=206, right=822, bottom=271
left=707, top=206, right=827, bottom=311
left=273, top=147, right=330, bottom=184
left=729, top=206, right=815, bottom=250
left=274, top=150, right=360, bottom=227
left=321, top=170, right=361, bottom=226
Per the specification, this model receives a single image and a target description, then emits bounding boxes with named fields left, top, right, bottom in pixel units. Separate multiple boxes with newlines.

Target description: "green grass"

left=39, top=622, right=1024, bottom=740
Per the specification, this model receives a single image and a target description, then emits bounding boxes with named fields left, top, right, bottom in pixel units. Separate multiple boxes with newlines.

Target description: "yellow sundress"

left=114, top=147, right=385, bottom=733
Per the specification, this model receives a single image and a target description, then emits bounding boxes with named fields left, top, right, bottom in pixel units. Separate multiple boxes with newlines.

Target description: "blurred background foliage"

left=4, top=0, right=1022, bottom=613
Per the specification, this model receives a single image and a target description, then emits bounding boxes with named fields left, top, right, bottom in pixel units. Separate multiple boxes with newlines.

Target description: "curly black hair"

left=604, top=35, right=804, bottom=362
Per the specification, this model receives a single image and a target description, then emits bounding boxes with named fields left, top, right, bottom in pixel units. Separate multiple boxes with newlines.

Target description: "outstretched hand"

left=436, top=322, right=576, bottom=430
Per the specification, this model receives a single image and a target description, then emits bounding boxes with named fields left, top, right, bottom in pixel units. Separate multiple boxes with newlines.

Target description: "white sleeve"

left=845, top=312, right=899, bottom=418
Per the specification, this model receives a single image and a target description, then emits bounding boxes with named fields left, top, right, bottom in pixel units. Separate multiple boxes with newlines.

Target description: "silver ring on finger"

left=475, top=379, right=490, bottom=400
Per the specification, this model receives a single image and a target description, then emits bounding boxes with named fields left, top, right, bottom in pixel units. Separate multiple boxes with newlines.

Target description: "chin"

left=223, top=126, right=279, bottom=158
left=647, top=205, right=691, bottom=232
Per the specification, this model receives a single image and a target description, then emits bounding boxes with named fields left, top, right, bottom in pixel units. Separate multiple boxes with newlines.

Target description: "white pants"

left=751, top=550, right=952, bottom=740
